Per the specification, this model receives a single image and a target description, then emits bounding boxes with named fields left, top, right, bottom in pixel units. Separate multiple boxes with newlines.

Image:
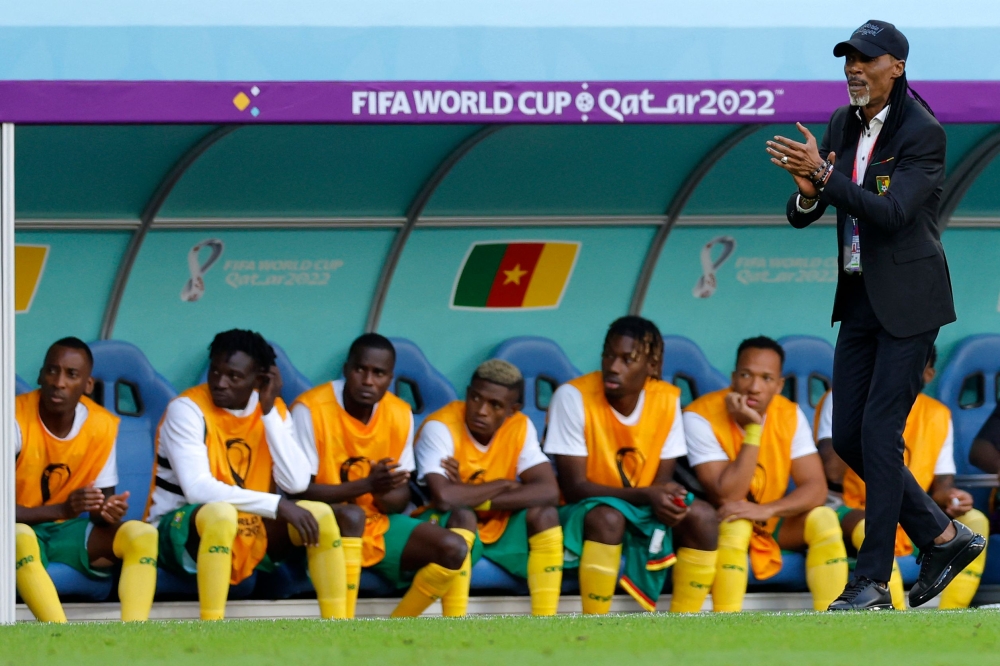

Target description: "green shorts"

left=367, top=513, right=424, bottom=589
left=156, top=504, right=274, bottom=578
left=836, top=504, right=856, bottom=522
left=560, top=498, right=674, bottom=610
left=416, top=508, right=533, bottom=579
left=31, top=516, right=111, bottom=580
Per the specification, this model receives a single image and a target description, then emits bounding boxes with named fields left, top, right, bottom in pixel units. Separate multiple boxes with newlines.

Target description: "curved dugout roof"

left=12, top=119, right=1000, bottom=342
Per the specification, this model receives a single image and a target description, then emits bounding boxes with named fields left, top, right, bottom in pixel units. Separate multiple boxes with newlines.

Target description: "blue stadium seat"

left=777, top=335, right=834, bottom=427
left=492, top=336, right=581, bottom=434
left=198, top=340, right=312, bottom=405
left=90, top=340, right=176, bottom=523
left=15, top=374, right=31, bottom=395
left=936, top=334, right=1000, bottom=475
left=661, top=335, right=728, bottom=406
left=155, top=567, right=257, bottom=600
left=387, top=338, right=457, bottom=427
left=747, top=552, right=806, bottom=591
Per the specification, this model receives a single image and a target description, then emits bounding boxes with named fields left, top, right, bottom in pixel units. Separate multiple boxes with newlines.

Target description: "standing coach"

left=767, top=20, right=985, bottom=610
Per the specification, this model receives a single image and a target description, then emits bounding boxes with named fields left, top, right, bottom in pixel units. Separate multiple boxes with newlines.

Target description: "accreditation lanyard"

left=846, top=138, right=878, bottom=273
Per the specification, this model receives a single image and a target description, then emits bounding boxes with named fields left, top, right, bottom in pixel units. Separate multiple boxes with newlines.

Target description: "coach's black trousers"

left=832, top=274, right=951, bottom=582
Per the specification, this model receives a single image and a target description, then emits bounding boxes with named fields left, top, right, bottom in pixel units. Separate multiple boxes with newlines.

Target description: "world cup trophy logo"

left=181, top=239, right=225, bottom=302
left=692, top=235, right=736, bottom=299
left=615, top=447, right=646, bottom=488
left=225, top=439, right=252, bottom=488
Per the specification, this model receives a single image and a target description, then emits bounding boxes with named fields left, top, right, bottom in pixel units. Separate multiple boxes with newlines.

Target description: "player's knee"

left=333, top=504, right=366, bottom=538
left=437, top=529, right=470, bottom=570
left=718, top=518, right=753, bottom=551
left=678, top=500, right=719, bottom=550
left=113, top=520, right=159, bottom=559
left=958, top=508, right=990, bottom=536
left=804, top=506, right=841, bottom=544
left=583, top=506, right=626, bottom=544
left=15, top=523, right=39, bottom=559
left=446, top=507, right=478, bottom=532
left=195, top=502, right=239, bottom=540
left=296, top=500, right=340, bottom=545
left=525, top=506, right=560, bottom=534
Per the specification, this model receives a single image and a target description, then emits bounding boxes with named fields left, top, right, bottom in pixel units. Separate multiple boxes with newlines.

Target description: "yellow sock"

left=15, top=523, right=65, bottom=623
left=670, top=547, right=717, bottom=613
left=939, top=509, right=989, bottom=609
left=850, top=519, right=866, bottom=551
left=195, top=502, right=238, bottom=621
left=341, top=537, right=362, bottom=619
left=441, top=528, right=476, bottom=617
left=391, top=562, right=461, bottom=617
left=804, top=507, right=849, bottom=611
left=289, top=501, right=346, bottom=619
left=112, top=520, right=159, bottom=621
left=713, top=519, right=752, bottom=612
left=527, top=526, right=563, bottom=616
left=579, top=540, right=621, bottom=615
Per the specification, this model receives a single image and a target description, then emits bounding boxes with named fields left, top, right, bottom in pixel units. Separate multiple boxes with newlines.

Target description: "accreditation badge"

left=875, top=176, right=890, bottom=195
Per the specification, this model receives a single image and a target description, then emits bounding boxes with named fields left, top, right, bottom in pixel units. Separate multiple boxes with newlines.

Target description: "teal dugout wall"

left=11, top=120, right=1000, bottom=393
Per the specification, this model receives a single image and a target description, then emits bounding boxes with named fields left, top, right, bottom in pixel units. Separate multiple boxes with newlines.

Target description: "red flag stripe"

left=485, top=243, right=544, bottom=307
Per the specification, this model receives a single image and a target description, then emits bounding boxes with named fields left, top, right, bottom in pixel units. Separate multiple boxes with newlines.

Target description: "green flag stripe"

left=453, top=243, right=508, bottom=307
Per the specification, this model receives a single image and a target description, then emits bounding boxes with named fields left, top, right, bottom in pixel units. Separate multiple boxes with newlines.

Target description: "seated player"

left=416, top=359, right=564, bottom=616
left=685, top=336, right=847, bottom=612
left=15, top=337, right=157, bottom=623
left=293, top=334, right=468, bottom=618
left=545, top=316, right=720, bottom=614
left=968, top=396, right=1000, bottom=533
left=146, top=329, right=346, bottom=620
left=816, top=347, right=988, bottom=609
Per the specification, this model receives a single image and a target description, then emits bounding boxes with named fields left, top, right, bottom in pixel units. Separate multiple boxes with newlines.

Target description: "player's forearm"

left=430, top=479, right=513, bottom=512
left=15, top=504, right=67, bottom=525
left=373, top=484, right=410, bottom=515
left=714, top=452, right=759, bottom=503
left=559, top=479, right=649, bottom=505
left=968, top=438, right=1000, bottom=474
left=765, top=481, right=826, bottom=518
left=296, top=479, right=372, bottom=504
left=262, top=411, right=310, bottom=495
left=489, top=481, right=559, bottom=512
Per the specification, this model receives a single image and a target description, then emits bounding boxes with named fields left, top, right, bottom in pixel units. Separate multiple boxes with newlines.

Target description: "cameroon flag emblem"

left=451, top=241, right=580, bottom=310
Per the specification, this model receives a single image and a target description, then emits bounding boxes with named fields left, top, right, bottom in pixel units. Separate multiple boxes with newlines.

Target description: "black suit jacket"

left=786, top=96, right=956, bottom=338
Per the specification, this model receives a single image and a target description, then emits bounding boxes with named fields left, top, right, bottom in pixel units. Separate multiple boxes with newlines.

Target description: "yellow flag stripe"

left=15, top=245, right=48, bottom=313
left=521, top=243, right=578, bottom=308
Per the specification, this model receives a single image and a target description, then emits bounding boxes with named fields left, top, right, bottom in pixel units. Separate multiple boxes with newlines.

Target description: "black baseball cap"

left=833, top=20, right=909, bottom=61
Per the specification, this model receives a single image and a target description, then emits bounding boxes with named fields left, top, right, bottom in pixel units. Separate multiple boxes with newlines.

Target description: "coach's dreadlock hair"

left=347, top=333, right=396, bottom=364
left=736, top=336, right=785, bottom=369
left=208, top=329, right=276, bottom=371
left=604, top=316, right=664, bottom=378
left=473, top=359, right=525, bottom=404
left=49, top=336, right=94, bottom=367
left=843, top=68, right=935, bottom=152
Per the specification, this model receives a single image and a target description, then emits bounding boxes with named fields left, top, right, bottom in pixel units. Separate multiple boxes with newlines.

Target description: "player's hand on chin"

left=718, top=499, right=773, bottom=523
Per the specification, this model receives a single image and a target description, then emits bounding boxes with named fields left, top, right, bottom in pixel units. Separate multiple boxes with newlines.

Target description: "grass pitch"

left=2, top=611, right=998, bottom=666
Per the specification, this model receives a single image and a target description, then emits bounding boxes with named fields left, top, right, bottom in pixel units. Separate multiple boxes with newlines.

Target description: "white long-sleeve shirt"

left=146, top=390, right=310, bottom=524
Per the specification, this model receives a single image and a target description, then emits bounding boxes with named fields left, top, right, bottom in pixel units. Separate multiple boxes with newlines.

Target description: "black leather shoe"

left=827, top=577, right=894, bottom=611
left=909, top=520, right=987, bottom=607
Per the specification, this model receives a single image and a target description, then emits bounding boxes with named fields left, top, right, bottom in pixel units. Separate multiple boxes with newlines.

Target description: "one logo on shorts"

left=616, top=447, right=646, bottom=488
left=40, top=463, right=71, bottom=503
left=225, top=438, right=252, bottom=488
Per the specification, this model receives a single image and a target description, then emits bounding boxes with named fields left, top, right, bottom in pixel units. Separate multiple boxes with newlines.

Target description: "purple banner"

left=0, top=80, right=998, bottom=124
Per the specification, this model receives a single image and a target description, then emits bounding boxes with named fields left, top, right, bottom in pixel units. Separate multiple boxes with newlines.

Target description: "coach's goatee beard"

left=848, top=82, right=871, bottom=107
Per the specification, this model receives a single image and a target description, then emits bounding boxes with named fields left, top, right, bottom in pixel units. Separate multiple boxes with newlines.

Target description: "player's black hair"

left=48, top=337, right=94, bottom=367
left=736, top=336, right=785, bottom=369
left=927, top=345, right=938, bottom=369
left=347, top=333, right=396, bottom=365
left=208, top=329, right=276, bottom=371
left=604, top=316, right=664, bottom=378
